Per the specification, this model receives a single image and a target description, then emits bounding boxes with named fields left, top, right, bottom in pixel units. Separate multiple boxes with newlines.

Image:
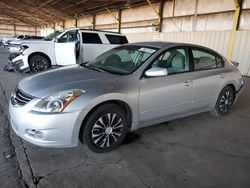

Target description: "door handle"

left=184, top=80, right=193, bottom=86
left=220, top=73, right=225, bottom=79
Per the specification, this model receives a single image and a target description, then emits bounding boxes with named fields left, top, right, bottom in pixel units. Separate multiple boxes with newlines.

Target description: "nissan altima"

left=9, top=42, right=245, bottom=152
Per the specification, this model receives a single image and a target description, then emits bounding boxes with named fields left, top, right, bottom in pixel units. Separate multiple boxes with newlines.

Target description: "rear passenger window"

left=216, top=56, right=223, bottom=68
left=105, top=35, right=128, bottom=44
left=192, top=49, right=223, bottom=70
left=82, top=33, right=102, bottom=44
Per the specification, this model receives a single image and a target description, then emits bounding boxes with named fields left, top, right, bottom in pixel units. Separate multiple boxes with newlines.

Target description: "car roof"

left=129, top=41, right=223, bottom=56
left=63, top=28, right=124, bottom=35
left=130, top=41, right=213, bottom=50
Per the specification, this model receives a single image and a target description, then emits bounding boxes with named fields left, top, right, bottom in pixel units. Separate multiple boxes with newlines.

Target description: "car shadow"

left=122, top=122, right=172, bottom=145
left=122, top=132, right=141, bottom=145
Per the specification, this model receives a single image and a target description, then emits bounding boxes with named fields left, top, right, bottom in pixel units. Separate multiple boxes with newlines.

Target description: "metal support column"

left=62, top=21, right=65, bottom=29
left=75, top=18, right=78, bottom=28
left=227, top=0, right=241, bottom=60
left=147, top=0, right=161, bottom=32
left=106, top=8, right=120, bottom=32
left=13, top=21, right=16, bottom=35
left=93, top=15, right=96, bottom=30
left=193, top=0, right=198, bottom=31
left=82, top=14, right=95, bottom=29
left=118, top=9, right=122, bottom=33
left=158, top=0, right=164, bottom=32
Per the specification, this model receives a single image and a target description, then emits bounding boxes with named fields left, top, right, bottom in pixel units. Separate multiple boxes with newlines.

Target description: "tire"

left=29, top=55, right=50, bottom=72
left=211, top=86, right=235, bottom=117
left=83, top=104, right=129, bottom=153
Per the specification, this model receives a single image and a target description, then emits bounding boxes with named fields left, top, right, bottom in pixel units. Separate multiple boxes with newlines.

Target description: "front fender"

left=70, top=93, right=139, bottom=146
left=22, top=42, right=56, bottom=65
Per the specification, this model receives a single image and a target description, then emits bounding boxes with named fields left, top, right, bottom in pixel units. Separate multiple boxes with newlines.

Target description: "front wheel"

left=29, top=55, right=50, bottom=72
left=211, top=86, right=235, bottom=117
left=83, top=104, right=129, bottom=153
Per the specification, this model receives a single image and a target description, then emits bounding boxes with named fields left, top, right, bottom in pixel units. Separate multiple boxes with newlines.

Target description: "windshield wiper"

left=82, top=63, right=105, bottom=72
left=81, top=63, right=125, bottom=75
left=101, top=68, right=125, bottom=75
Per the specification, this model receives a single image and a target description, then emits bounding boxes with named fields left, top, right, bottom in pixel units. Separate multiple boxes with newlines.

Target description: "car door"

left=190, top=47, right=224, bottom=109
left=81, top=32, right=105, bottom=62
left=55, top=31, right=77, bottom=65
left=139, top=47, right=194, bottom=123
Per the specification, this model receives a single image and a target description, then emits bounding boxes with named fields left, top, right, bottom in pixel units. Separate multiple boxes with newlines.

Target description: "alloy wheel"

left=31, top=59, right=47, bottom=72
left=91, top=113, right=123, bottom=148
left=219, top=90, right=234, bottom=113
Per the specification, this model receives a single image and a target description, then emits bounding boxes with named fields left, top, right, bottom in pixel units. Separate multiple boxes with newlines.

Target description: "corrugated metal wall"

left=126, top=31, right=250, bottom=76
left=233, top=31, right=250, bottom=75
left=0, top=23, right=38, bottom=37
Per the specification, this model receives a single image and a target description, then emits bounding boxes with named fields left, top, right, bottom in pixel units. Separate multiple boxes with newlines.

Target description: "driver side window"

left=152, top=48, right=189, bottom=74
left=58, top=32, right=77, bottom=43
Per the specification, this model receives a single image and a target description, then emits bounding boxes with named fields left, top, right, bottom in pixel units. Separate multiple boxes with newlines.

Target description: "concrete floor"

left=0, top=46, right=250, bottom=188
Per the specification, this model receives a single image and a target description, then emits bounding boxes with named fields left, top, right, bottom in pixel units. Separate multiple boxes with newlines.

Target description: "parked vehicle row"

left=9, top=42, right=245, bottom=152
left=1, top=35, right=44, bottom=62
left=1, top=35, right=44, bottom=47
left=1, top=35, right=27, bottom=47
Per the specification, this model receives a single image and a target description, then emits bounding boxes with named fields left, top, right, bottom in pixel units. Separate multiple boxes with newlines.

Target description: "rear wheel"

left=83, top=104, right=129, bottom=153
left=29, top=55, right=50, bottom=72
left=211, top=86, right=235, bottom=117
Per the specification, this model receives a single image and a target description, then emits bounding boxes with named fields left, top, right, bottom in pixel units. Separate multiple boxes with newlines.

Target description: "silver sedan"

left=9, top=42, right=245, bottom=152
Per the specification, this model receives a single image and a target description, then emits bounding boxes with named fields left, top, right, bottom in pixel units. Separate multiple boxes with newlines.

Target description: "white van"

left=12, top=29, right=128, bottom=72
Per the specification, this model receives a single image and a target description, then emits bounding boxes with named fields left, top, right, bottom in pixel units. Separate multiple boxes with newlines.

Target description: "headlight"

left=20, top=45, right=29, bottom=53
left=32, top=89, right=85, bottom=113
left=239, top=77, right=245, bottom=86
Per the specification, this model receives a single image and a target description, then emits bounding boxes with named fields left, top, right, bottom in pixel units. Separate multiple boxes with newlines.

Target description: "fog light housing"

left=26, top=129, right=45, bottom=139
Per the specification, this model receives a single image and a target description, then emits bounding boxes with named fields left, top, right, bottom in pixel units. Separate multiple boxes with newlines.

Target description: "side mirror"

left=54, top=37, right=58, bottom=43
left=232, top=61, right=239, bottom=67
left=145, top=67, right=168, bottom=77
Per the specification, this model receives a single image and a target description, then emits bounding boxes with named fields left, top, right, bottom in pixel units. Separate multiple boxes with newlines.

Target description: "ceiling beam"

left=64, top=0, right=154, bottom=16
left=0, top=12, right=38, bottom=26
left=0, top=2, right=60, bottom=24
left=27, top=0, right=74, bottom=21
left=60, top=0, right=88, bottom=11
left=38, top=0, right=55, bottom=8
left=0, top=0, right=160, bottom=27
left=0, top=2, right=49, bottom=25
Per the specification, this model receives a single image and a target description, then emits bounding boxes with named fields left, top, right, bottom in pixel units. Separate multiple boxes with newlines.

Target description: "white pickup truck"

left=12, top=29, right=128, bottom=72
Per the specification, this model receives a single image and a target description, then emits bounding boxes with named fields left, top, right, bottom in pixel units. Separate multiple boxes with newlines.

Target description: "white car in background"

left=12, top=29, right=128, bottom=72
left=2, top=35, right=30, bottom=47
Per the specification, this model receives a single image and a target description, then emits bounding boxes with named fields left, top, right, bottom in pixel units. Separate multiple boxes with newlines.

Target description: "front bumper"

left=234, top=77, right=245, bottom=103
left=9, top=101, right=82, bottom=148
left=8, top=52, right=20, bottom=60
left=236, top=77, right=245, bottom=94
left=12, top=54, right=30, bottom=72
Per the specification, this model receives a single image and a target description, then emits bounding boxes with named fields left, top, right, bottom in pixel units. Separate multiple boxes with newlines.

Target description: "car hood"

left=22, top=40, right=52, bottom=44
left=18, top=65, right=121, bottom=98
left=10, top=39, right=44, bottom=45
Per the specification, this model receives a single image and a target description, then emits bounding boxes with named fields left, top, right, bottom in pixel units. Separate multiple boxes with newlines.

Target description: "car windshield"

left=86, top=45, right=157, bottom=75
left=44, top=31, right=63, bottom=41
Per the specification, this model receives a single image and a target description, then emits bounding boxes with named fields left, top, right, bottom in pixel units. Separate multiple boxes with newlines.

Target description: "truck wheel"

left=29, top=55, right=50, bottom=72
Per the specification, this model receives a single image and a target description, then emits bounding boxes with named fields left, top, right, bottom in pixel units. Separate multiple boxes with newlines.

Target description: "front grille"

left=11, top=87, right=34, bottom=106
left=13, top=60, right=24, bottom=71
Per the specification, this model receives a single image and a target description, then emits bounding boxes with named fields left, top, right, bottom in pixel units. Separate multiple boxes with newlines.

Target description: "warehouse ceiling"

left=0, top=0, right=160, bottom=26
